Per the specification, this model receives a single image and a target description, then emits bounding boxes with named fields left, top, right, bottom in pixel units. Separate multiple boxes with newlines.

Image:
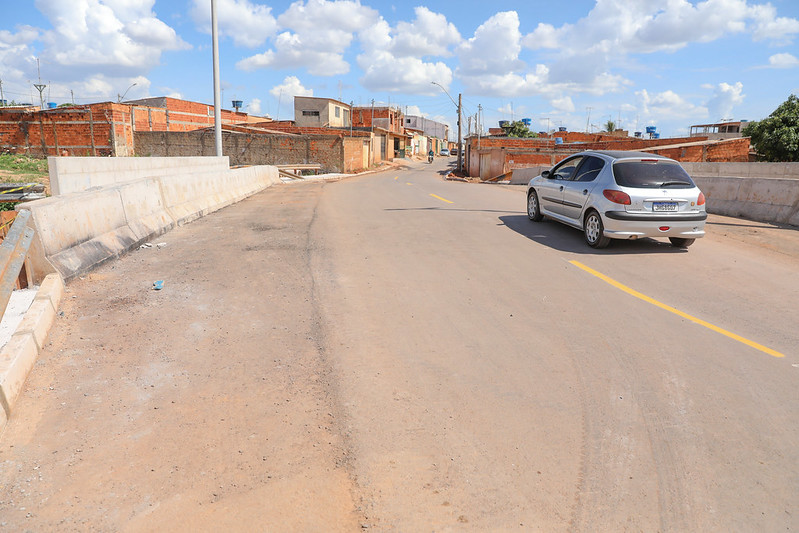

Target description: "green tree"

left=501, top=120, right=537, bottom=138
left=742, top=94, right=799, bottom=162
left=604, top=119, right=616, bottom=132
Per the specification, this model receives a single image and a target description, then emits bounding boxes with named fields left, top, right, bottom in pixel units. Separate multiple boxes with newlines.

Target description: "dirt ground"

left=0, top=182, right=360, bottom=531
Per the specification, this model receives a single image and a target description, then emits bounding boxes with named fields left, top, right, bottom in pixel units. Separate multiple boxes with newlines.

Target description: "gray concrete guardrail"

left=24, top=158, right=281, bottom=282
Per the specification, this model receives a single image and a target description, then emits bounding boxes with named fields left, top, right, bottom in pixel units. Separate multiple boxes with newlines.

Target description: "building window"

left=302, top=110, right=320, bottom=117
left=406, top=119, right=411, bottom=124
left=335, top=107, right=341, bottom=118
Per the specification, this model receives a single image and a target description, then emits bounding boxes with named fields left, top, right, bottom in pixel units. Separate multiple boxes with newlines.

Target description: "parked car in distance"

left=526, top=151, right=706, bottom=249
left=440, top=148, right=450, bottom=156
left=450, top=148, right=458, bottom=156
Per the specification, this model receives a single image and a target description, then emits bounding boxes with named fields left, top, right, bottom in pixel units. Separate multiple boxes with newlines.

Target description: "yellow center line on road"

left=569, top=260, right=785, bottom=358
left=430, top=193, right=454, bottom=204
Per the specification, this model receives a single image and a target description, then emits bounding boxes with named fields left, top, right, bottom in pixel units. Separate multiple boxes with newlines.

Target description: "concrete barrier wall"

left=682, top=162, right=799, bottom=179
left=47, top=156, right=231, bottom=196
left=24, top=159, right=280, bottom=280
left=692, top=176, right=799, bottom=227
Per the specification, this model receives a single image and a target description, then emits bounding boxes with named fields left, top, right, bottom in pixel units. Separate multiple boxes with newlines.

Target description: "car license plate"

left=653, top=202, right=677, bottom=212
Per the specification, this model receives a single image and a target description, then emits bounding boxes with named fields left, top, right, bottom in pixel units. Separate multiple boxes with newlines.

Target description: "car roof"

left=581, top=150, right=674, bottom=161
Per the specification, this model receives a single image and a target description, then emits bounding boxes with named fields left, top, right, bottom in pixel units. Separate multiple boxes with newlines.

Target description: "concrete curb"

left=0, top=273, right=64, bottom=433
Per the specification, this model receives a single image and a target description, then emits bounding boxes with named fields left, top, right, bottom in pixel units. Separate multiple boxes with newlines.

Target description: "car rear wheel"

left=669, top=237, right=695, bottom=248
left=527, top=190, right=543, bottom=221
left=584, top=211, right=611, bottom=248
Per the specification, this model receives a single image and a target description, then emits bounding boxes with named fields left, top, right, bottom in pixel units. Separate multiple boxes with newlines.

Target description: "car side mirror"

left=541, top=170, right=551, bottom=179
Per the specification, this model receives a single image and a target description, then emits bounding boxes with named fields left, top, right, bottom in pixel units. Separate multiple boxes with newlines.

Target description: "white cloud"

left=160, top=87, right=184, bottom=100
left=768, top=52, right=799, bottom=68
left=356, top=7, right=458, bottom=93
left=706, top=81, right=745, bottom=120
left=0, top=26, right=39, bottom=46
left=0, top=27, right=38, bottom=87
left=524, top=0, right=798, bottom=57
left=519, top=0, right=798, bottom=99
left=359, top=53, right=452, bottom=93
left=0, top=1, right=189, bottom=102
left=269, top=76, right=313, bottom=98
left=749, top=3, right=799, bottom=42
left=190, top=0, right=278, bottom=48
left=551, top=96, right=575, bottom=113
left=31, top=0, right=188, bottom=78
left=637, top=88, right=708, bottom=122
left=238, top=0, right=379, bottom=76
left=390, top=6, right=461, bottom=58
left=458, top=11, right=524, bottom=76
left=248, top=98, right=262, bottom=115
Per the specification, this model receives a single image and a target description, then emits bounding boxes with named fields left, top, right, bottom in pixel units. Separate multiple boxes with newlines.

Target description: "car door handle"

left=583, top=189, right=589, bottom=195
left=559, top=186, right=564, bottom=191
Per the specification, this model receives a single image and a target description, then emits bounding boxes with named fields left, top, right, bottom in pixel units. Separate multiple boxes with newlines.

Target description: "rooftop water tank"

left=652, top=132, right=661, bottom=139
left=499, top=120, right=509, bottom=128
left=232, top=100, right=243, bottom=111
left=558, top=126, right=567, bottom=132
left=634, top=131, right=642, bottom=138
left=47, top=102, right=57, bottom=109
left=555, top=137, right=563, bottom=144
left=645, top=126, right=657, bottom=134
left=521, top=118, right=532, bottom=126
left=0, top=99, right=7, bottom=106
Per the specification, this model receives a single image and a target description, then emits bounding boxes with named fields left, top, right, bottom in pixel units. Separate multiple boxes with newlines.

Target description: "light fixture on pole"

left=118, top=82, right=137, bottom=103
left=431, top=82, right=462, bottom=174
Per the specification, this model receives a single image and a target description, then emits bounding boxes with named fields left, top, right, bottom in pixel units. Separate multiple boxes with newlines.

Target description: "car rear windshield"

left=612, top=160, right=696, bottom=188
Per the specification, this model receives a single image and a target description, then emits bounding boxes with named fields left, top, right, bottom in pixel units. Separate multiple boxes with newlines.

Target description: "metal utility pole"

left=211, top=0, right=223, bottom=157
left=0, top=78, right=4, bottom=105
left=457, top=92, right=462, bottom=174
left=33, top=58, right=46, bottom=109
left=431, top=82, right=463, bottom=173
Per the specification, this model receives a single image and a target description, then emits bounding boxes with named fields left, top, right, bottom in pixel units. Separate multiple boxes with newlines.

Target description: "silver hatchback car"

left=526, top=151, right=706, bottom=248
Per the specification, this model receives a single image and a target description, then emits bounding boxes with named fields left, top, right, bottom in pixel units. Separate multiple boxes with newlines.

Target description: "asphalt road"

left=1, top=158, right=797, bottom=531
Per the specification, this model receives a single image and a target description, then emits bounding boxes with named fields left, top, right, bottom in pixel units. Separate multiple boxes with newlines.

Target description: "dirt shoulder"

left=0, top=182, right=359, bottom=531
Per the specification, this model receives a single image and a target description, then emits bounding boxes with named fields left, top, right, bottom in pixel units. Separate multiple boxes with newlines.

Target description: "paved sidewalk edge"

left=0, top=273, right=65, bottom=434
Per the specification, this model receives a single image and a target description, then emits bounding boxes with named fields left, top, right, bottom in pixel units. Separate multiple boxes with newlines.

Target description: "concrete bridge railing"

left=22, top=157, right=280, bottom=282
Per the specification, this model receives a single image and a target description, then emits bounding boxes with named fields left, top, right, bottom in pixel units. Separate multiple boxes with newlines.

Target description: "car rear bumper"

left=604, top=211, right=707, bottom=222
left=602, top=211, right=706, bottom=239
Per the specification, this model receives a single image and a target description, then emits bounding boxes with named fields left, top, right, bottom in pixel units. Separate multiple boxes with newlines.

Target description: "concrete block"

left=0, top=333, right=39, bottom=418
left=27, top=188, right=128, bottom=257
left=34, top=273, right=64, bottom=311
left=48, top=156, right=230, bottom=195
left=15, top=298, right=56, bottom=351
left=118, top=178, right=175, bottom=241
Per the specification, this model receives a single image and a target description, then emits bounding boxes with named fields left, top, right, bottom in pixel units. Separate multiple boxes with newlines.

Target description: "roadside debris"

left=152, top=280, right=164, bottom=290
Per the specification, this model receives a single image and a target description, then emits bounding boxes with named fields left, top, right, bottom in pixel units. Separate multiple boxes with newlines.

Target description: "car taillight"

left=603, top=189, right=631, bottom=205
left=697, top=192, right=706, bottom=205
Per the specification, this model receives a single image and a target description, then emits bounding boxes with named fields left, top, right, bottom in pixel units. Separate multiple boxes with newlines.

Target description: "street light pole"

left=211, top=0, right=223, bottom=157
left=118, top=82, right=137, bottom=103
left=457, top=92, right=462, bottom=174
left=431, top=82, right=462, bottom=174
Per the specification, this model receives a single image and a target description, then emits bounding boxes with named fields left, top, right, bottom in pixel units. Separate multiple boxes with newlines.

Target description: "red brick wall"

left=0, top=103, right=131, bottom=156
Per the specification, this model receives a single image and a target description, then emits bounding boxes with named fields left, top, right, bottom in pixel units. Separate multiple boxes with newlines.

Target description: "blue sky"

left=2, top=0, right=798, bottom=138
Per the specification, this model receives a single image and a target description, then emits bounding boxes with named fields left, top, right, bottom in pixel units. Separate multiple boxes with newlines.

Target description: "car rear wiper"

left=659, top=181, right=692, bottom=187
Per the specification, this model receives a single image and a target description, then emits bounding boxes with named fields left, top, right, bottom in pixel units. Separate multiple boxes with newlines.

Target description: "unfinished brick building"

left=466, top=133, right=751, bottom=180
left=0, top=97, right=263, bottom=157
